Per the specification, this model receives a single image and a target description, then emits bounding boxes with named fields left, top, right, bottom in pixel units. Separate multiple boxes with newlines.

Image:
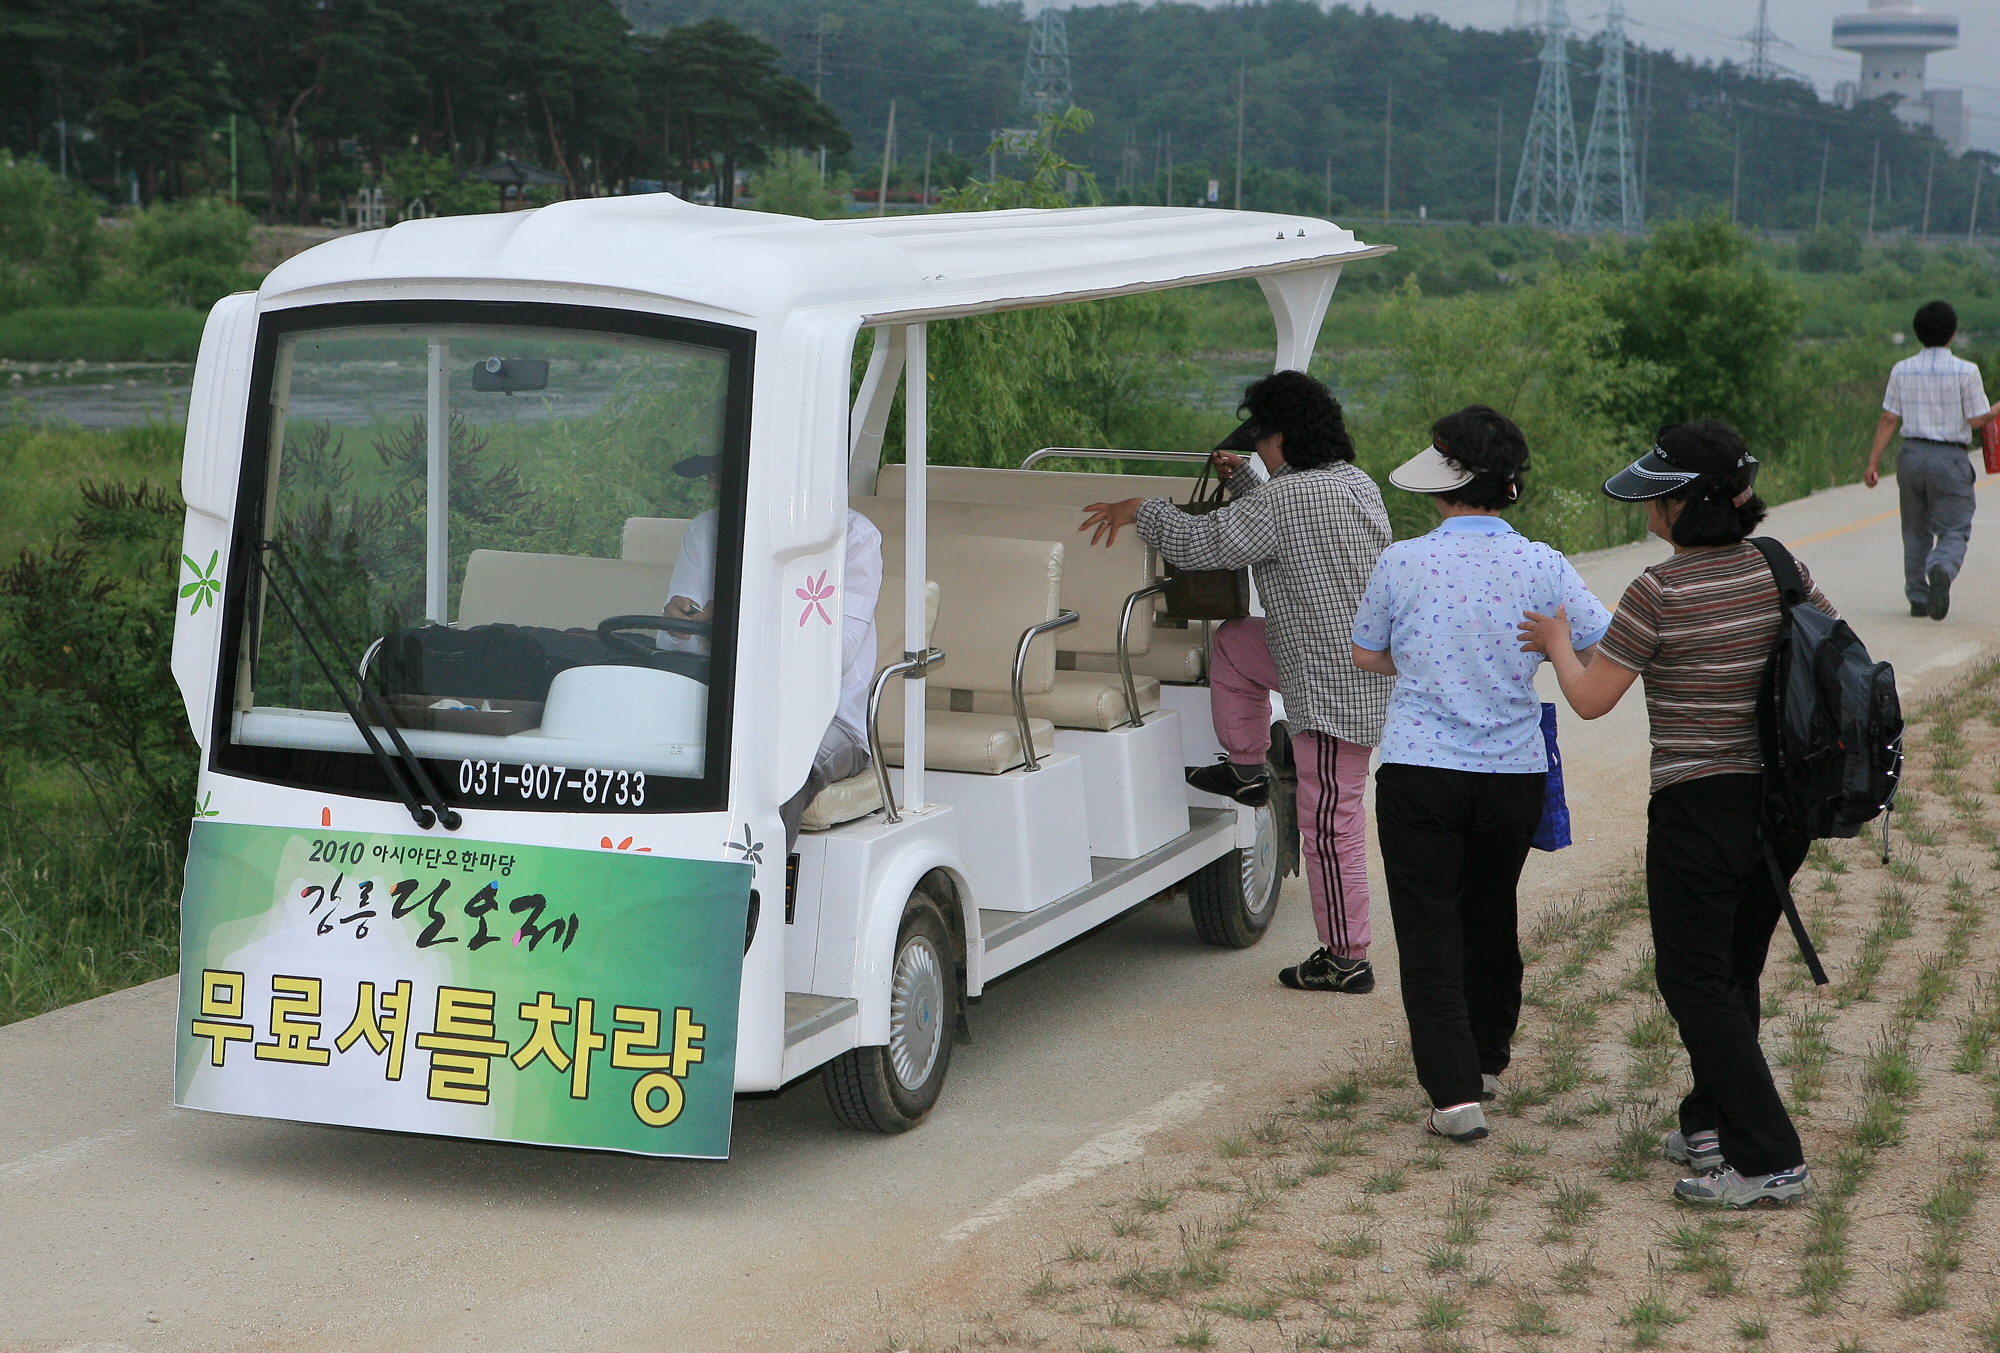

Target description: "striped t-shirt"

left=1597, top=542, right=1836, bottom=793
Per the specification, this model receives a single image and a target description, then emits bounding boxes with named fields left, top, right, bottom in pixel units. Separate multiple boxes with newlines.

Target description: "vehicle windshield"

left=215, top=302, right=750, bottom=814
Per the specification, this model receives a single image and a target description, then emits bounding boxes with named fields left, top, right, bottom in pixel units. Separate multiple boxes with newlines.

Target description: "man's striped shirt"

left=1598, top=542, right=1835, bottom=793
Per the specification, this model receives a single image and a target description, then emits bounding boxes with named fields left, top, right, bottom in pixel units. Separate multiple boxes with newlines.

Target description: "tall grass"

left=0, top=785, right=183, bottom=1024
left=1, top=416, right=193, bottom=1025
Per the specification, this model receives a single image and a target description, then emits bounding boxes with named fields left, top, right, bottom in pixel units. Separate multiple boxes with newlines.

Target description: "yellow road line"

left=1783, top=475, right=1999, bottom=550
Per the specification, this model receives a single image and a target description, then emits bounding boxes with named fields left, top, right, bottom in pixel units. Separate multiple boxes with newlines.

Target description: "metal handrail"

left=865, top=647, right=945, bottom=824
left=1020, top=447, right=1214, bottom=470
left=1115, top=583, right=1171, bottom=728
left=1010, top=610, right=1080, bottom=772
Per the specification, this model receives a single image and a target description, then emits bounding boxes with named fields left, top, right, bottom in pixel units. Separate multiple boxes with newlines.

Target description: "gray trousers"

left=1898, top=439, right=1977, bottom=605
left=780, top=719, right=873, bottom=851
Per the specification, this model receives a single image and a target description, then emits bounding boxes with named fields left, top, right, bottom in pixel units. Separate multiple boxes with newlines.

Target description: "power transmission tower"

left=1742, top=0, right=1785, bottom=81
left=1571, top=0, right=1640, bottom=234
left=1021, top=9, right=1072, bottom=117
left=1509, top=0, right=1577, bottom=230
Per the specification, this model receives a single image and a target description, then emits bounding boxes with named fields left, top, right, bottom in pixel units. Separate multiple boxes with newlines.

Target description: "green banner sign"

left=175, top=822, right=752, bottom=1158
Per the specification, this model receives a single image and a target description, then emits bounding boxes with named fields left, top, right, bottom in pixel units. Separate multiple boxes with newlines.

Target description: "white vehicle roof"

left=256, top=194, right=1391, bottom=325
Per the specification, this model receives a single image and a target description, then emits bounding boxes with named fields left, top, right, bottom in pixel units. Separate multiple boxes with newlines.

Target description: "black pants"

left=1376, top=763, right=1545, bottom=1110
left=1647, top=774, right=1807, bottom=1177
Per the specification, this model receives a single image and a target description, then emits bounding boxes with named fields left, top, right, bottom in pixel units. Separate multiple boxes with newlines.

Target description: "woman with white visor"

left=1520, top=421, right=1833, bottom=1207
left=1351, top=406, right=1610, bottom=1143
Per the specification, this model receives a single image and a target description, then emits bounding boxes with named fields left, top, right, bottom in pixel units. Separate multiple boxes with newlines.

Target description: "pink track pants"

left=1211, top=617, right=1373, bottom=959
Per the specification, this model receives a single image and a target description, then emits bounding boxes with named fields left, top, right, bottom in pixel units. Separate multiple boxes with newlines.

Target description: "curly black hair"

left=1430, top=405, right=1528, bottom=510
left=1656, top=420, right=1767, bottom=547
left=1239, top=370, right=1355, bottom=469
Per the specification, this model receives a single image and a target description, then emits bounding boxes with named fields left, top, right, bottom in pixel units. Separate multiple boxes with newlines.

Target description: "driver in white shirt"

left=660, top=456, right=882, bottom=847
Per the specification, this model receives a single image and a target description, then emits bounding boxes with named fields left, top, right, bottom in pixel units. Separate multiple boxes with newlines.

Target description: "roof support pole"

left=848, top=325, right=907, bottom=496
left=425, top=338, right=451, bottom=623
left=1257, top=265, right=1341, bottom=375
left=902, top=322, right=929, bottom=813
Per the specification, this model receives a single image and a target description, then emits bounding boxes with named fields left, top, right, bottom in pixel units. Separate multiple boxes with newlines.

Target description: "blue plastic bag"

left=1532, top=702, right=1571, bottom=852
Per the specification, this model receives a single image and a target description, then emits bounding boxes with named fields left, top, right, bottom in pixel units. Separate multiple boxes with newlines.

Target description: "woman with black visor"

left=1518, top=421, right=1835, bottom=1208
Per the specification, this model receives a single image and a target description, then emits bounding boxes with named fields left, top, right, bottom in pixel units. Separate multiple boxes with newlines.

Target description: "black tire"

left=1188, top=800, right=1283, bottom=948
left=822, top=892, right=958, bottom=1133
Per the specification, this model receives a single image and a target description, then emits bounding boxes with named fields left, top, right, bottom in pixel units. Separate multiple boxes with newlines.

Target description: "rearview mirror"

left=470, top=358, right=549, bottom=394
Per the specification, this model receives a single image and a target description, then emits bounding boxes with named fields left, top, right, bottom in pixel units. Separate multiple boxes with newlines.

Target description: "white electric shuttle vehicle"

left=171, top=196, right=1388, bottom=1137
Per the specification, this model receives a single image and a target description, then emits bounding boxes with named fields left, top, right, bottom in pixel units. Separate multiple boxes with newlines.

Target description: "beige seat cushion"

left=856, top=498, right=1156, bottom=658
left=931, top=670, right=1162, bottom=732
left=882, top=711, right=1056, bottom=775
left=800, top=769, right=883, bottom=832
left=620, top=517, right=690, bottom=564
left=457, top=550, right=671, bottom=631
left=1071, top=628, right=1206, bottom=683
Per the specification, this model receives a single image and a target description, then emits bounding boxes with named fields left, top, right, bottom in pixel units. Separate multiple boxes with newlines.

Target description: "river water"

left=3, top=362, right=194, bottom=430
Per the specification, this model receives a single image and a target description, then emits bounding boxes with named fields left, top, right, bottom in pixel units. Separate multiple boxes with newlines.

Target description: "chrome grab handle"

left=866, top=647, right=944, bottom=825
left=1116, top=583, right=1170, bottom=728
left=1011, top=610, right=1080, bottom=772
left=1020, top=446, right=1214, bottom=470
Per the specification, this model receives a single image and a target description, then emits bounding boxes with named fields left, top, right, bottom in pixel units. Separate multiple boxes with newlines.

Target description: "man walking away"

left=1863, top=300, right=2000, bottom=621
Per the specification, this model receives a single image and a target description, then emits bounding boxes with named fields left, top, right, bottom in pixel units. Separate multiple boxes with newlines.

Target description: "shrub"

left=1589, top=213, right=1807, bottom=444
left=743, top=149, right=852, bottom=219
left=115, top=197, right=257, bottom=309
left=1798, top=226, right=1865, bottom=275
left=383, top=152, right=500, bottom=218
left=0, top=153, right=101, bottom=312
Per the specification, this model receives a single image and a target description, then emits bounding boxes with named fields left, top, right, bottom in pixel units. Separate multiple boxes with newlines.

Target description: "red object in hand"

left=1985, top=420, right=2000, bottom=476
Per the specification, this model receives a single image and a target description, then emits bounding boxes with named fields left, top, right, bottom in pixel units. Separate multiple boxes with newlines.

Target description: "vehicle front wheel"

left=1187, top=801, right=1283, bottom=948
left=822, top=891, right=958, bottom=1132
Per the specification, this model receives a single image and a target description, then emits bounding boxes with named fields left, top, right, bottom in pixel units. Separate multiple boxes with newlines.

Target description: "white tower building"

left=1832, top=0, right=1967, bottom=153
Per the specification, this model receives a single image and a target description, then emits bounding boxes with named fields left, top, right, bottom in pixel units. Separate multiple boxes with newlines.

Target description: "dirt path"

left=843, top=666, right=2000, bottom=1353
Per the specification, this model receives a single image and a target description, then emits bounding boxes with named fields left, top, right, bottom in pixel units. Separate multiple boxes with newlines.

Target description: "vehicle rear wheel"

left=822, top=892, right=958, bottom=1133
left=1188, top=800, right=1282, bottom=948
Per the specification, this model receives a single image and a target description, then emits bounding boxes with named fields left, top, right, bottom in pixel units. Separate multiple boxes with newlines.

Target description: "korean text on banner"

left=175, top=822, right=752, bottom=1158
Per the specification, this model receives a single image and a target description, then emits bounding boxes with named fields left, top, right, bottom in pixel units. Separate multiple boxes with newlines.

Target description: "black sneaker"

left=1911, top=602, right=1928, bottom=617
left=1186, top=761, right=1271, bottom=808
left=1280, top=948, right=1375, bottom=993
left=1927, top=565, right=1951, bottom=621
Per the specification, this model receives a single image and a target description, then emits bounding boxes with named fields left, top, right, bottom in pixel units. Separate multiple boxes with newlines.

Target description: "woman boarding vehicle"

left=169, top=196, right=1387, bottom=1157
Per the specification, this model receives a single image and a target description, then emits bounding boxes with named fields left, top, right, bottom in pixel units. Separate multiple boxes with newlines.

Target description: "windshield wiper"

left=256, top=541, right=462, bottom=831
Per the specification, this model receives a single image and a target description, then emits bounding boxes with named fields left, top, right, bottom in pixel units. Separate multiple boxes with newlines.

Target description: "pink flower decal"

left=797, top=571, right=836, bottom=627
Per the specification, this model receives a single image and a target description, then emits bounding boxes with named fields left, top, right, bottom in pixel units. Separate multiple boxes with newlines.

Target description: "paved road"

left=5, top=474, right=1995, bottom=1353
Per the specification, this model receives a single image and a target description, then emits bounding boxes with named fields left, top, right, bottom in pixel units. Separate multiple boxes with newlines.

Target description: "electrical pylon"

left=1742, top=0, right=1785, bottom=81
left=1021, top=9, right=1073, bottom=116
left=1571, top=0, right=1641, bottom=234
left=1509, top=0, right=1578, bottom=230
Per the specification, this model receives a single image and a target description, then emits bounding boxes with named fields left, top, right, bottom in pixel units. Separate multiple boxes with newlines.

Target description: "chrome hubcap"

left=888, top=934, right=946, bottom=1090
left=1241, top=803, right=1279, bottom=920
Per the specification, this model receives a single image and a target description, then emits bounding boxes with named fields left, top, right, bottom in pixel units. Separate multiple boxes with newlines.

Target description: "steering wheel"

left=597, top=613, right=711, bottom=659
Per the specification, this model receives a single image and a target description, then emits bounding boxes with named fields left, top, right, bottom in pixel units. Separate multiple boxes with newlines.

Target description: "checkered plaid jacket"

left=1136, top=462, right=1394, bottom=747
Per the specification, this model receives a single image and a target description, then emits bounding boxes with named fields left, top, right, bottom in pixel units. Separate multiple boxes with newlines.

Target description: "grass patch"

left=0, top=306, right=206, bottom=362
left=1618, top=1288, right=1687, bottom=1347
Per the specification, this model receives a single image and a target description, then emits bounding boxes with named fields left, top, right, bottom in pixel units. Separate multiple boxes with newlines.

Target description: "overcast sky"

left=1048, top=0, right=2000, bottom=154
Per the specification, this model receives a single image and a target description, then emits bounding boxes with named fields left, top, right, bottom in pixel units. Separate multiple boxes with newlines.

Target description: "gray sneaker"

left=1663, top=1129, right=1723, bottom=1172
left=1480, top=1074, right=1501, bottom=1102
left=1673, top=1164, right=1809, bottom=1208
left=1425, top=1103, right=1489, bottom=1143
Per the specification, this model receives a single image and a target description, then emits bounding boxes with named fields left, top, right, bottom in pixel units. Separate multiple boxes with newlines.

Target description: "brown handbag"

left=1160, top=461, right=1252, bottom=620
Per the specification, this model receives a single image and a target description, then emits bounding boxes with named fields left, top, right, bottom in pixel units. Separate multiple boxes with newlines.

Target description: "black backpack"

left=1749, top=538, right=1905, bottom=984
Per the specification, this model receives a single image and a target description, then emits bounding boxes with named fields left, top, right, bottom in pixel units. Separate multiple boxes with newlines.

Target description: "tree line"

left=1, top=0, right=1993, bottom=238
left=642, top=0, right=1994, bottom=237
left=0, top=1, right=848, bottom=218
